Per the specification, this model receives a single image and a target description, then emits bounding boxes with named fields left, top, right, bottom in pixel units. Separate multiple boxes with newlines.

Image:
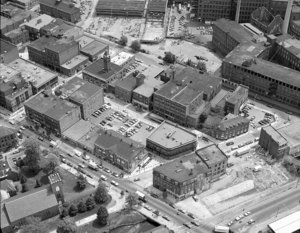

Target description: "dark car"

left=151, top=193, right=159, bottom=198
left=187, top=213, right=196, bottom=219
left=169, top=203, right=176, bottom=209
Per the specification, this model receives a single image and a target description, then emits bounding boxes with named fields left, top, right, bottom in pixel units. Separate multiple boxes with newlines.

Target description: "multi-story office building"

left=24, top=91, right=81, bottom=136
left=8, top=0, right=39, bottom=10
left=0, top=64, right=33, bottom=112
left=27, top=36, right=80, bottom=73
left=0, top=39, right=18, bottom=64
left=82, top=51, right=123, bottom=90
left=146, top=121, right=197, bottom=159
left=212, top=18, right=253, bottom=56
left=210, top=114, right=250, bottom=140
left=0, top=126, right=17, bottom=152
left=152, top=67, right=222, bottom=129
left=94, top=130, right=146, bottom=173
left=224, top=85, right=249, bottom=115
left=39, top=0, right=81, bottom=23
left=59, top=77, right=104, bottom=120
left=2, top=28, right=30, bottom=46
left=147, top=0, right=167, bottom=20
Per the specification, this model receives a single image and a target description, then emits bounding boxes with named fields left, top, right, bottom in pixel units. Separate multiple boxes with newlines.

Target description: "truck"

left=178, top=3, right=182, bottom=13
left=214, top=225, right=230, bottom=233
left=234, top=147, right=250, bottom=157
left=88, top=161, right=98, bottom=171
left=136, top=191, right=147, bottom=203
left=73, top=149, right=83, bottom=157
left=49, top=140, right=57, bottom=148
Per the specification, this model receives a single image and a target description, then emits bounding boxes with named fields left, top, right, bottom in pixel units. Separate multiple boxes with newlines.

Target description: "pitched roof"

left=218, top=114, right=250, bottom=131
left=39, top=0, right=80, bottom=14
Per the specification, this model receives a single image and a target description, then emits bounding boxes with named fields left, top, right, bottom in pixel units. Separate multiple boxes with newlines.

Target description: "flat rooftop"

left=196, top=144, right=227, bottom=165
left=0, top=64, right=20, bottom=80
left=0, top=39, right=17, bottom=54
left=224, top=42, right=300, bottom=88
left=214, top=18, right=253, bottom=44
left=48, top=173, right=62, bottom=184
left=153, top=152, right=209, bottom=183
left=226, top=85, right=248, bottom=104
left=80, top=40, right=108, bottom=56
left=76, top=35, right=95, bottom=48
left=115, top=73, right=137, bottom=91
left=263, top=125, right=287, bottom=147
left=83, top=58, right=122, bottom=81
left=58, top=76, right=87, bottom=96
left=218, top=114, right=250, bottom=131
left=268, top=211, right=300, bottom=233
left=25, top=91, right=79, bottom=121
left=147, top=0, right=167, bottom=13
left=276, top=121, right=300, bottom=148
left=39, top=0, right=80, bottom=14
left=276, top=34, right=300, bottom=59
left=22, top=14, right=54, bottom=30
left=141, top=64, right=164, bottom=87
left=96, top=0, right=146, bottom=11
left=62, top=119, right=93, bottom=142
left=133, top=84, right=154, bottom=98
left=69, top=82, right=102, bottom=104
left=61, top=54, right=88, bottom=69
left=147, top=121, right=196, bottom=149
left=8, top=58, right=57, bottom=88
left=111, top=51, right=134, bottom=66
left=156, top=67, right=221, bottom=105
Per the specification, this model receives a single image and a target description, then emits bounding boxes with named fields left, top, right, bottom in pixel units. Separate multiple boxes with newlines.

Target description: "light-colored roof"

left=62, top=120, right=93, bottom=142
left=111, top=51, right=134, bottom=66
left=76, top=35, right=95, bottom=48
left=268, top=211, right=300, bottom=233
left=262, top=125, right=287, bottom=147
left=22, top=14, right=54, bottom=30
left=277, top=121, right=300, bottom=148
left=61, top=54, right=89, bottom=69
left=0, top=64, right=20, bottom=80
left=133, top=84, right=154, bottom=97
left=147, top=121, right=196, bottom=149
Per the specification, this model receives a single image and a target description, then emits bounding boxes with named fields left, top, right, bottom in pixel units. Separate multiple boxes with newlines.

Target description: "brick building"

left=224, top=85, right=249, bottom=115
left=146, top=121, right=197, bottom=159
left=0, top=64, right=33, bottom=112
left=152, top=67, right=222, bottom=129
left=210, top=114, right=250, bottom=140
left=147, top=0, right=167, bottom=20
left=83, top=51, right=123, bottom=91
left=39, top=0, right=81, bottom=23
left=8, top=0, right=39, bottom=10
left=94, top=130, right=146, bottom=173
left=80, top=40, right=109, bottom=62
left=0, top=39, right=18, bottom=64
left=1, top=27, right=30, bottom=45
left=0, top=125, right=17, bottom=152
left=24, top=91, right=81, bottom=136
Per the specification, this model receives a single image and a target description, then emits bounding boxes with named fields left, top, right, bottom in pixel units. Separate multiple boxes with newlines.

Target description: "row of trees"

left=118, top=36, right=141, bottom=52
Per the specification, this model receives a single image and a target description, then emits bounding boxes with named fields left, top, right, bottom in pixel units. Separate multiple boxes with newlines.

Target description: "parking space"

left=130, top=122, right=155, bottom=145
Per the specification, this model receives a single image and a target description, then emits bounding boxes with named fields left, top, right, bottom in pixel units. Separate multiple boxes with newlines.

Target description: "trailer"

left=214, top=225, right=229, bottom=233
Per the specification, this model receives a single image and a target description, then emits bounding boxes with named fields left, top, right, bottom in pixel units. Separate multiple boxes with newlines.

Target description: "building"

left=212, top=18, right=253, bottom=56
left=250, top=7, right=283, bottom=35
left=271, top=34, right=300, bottom=72
left=222, top=41, right=300, bottom=110
left=0, top=64, right=33, bottom=112
left=0, top=160, right=10, bottom=181
left=94, top=130, right=146, bottom=173
left=132, top=65, right=164, bottom=111
left=268, top=210, right=300, bottom=233
left=7, top=0, right=39, bottom=10
left=22, top=14, right=55, bottom=40
left=80, top=40, right=108, bottom=62
left=39, top=0, right=81, bottom=23
left=83, top=51, right=123, bottom=90
left=24, top=91, right=81, bottom=136
left=210, top=114, right=250, bottom=140
left=153, top=151, right=211, bottom=200
left=111, top=51, right=135, bottom=68
left=0, top=125, right=17, bottom=152
left=96, top=0, right=146, bottom=17
left=8, top=58, right=58, bottom=94
left=224, top=85, right=249, bottom=115
left=192, top=0, right=271, bottom=23
left=48, top=172, right=64, bottom=204
left=60, top=54, right=89, bottom=76
left=0, top=39, right=18, bottom=64
left=114, top=72, right=144, bottom=102
left=195, top=145, right=228, bottom=181
left=259, top=121, right=300, bottom=159
left=27, top=36, right=80, bottom=73
left=152, top=67, right=222, bottom=129
left=0, top=188, right=59, bottom=233
left=146, top=121, right=197, bottom=159
left=1, top=27, right=30, bottom=45
left=147, top=0, right=167, bottom=20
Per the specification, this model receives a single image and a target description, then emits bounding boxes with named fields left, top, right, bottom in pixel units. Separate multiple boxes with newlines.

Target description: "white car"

left=244, top=211, right=251, bottom=216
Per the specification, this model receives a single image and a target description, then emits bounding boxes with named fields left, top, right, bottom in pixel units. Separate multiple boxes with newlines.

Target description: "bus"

left=214, top=225, right=229, bottom=233
left=136, top=191, right=147, bottom=203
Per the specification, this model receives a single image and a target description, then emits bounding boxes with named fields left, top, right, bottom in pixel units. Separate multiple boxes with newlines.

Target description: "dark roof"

left=214, top=18, right=253, bottom=44
left=115, top=73, right=137, bottom=92
left=0, top=39, right=17, bottom=55
left=39, top=0, right=80, bottom=14
left=96, top=0, right=146, bottom=11
left=3, top=187, right=58, bottom=223
left=94, top=130, right=144, bottom=162
left=148, top=0, right=167, bottom=13
left=218, top=114, right=250, bottom=131
left=83, top=58, right=122, bottom=81
left=69, top=82, right=102, bottom=104
left=226, top=85, right=248, bottom=104
left=195, top=144, right=227, bottom=166
left=58, top=76, right=87, bottom=96
left=155, top=67, right=221, bottom=105
left=0, top=126, right=16, bottom=138
left=153, top=152, right=209, bottom=183
left=80, top=40, right=108, bottom=56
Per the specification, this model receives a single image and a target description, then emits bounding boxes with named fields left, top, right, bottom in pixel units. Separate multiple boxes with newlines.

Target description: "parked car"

left=187, top=213, right=196, bottom=219
left=248, top=219, right=255, bottom=225
left=162, top=215, right=170, bottom=221
left=192, top=195, right=198, bottom=201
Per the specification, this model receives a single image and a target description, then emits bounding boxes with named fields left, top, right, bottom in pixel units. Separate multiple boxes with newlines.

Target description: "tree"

left=69, top=204, right=78, bottom=217
left=77, top=201, right=87, bottom=213
left=35, top=179, right=41, bottom=188
left=43, top=157, right=58, bottom=175
left=21, top=217, right=48, bottom=233
left=154, top=210, right=159, bottom=216
left=57, top=217, right=77, bottom=233
left=60, top=208, right=69, bottom=218
left=23, top=139, right=41, bottom=173
left=120, top=190, right=125, bottom=196
left=197, top=61, right=207, bottom=73
left=119, top=35, right=128, bottom=46
left=96, top=206, right=109, bottom=226
left=19, top=173, right=27, bottom=184
left=162, top=190, right=168, bottom=199
left=199, top=113, right=208, bottom=123
left=76, top=174, right=87, bottom=190
left=163, top=52, right=176, bottom=64
left=125, top=193, right=139, bottom=209
left=94, top=183, right=109, bottom=204
left=22, top=183, right=28, bottom=193
left=130, top=40, right=141, bottom=52
left=186, top=59, right=193, bottom=66
left=85, top=197, right=96, bottom=210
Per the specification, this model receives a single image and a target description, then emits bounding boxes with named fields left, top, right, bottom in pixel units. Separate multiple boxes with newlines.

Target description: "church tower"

left=48, top=172, right=64, bottom=204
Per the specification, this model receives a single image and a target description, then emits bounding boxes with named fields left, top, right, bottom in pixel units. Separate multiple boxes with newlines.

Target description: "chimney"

left=135, top=73, right=145, bottom=87
left=235, top=0, right=241, bottom=23
left=282, top=0, right=293, bottom=34
left=103, top=50, right=110, bottom=72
